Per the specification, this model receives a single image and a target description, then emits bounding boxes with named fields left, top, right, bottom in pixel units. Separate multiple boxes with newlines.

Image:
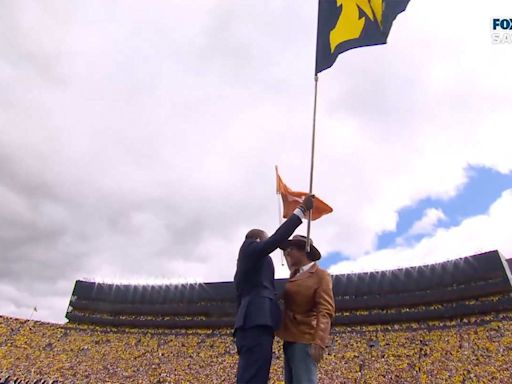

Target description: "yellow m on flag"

left=316, top=0, right=410, bottom=73
left=330, top=0, right=383, bottom=52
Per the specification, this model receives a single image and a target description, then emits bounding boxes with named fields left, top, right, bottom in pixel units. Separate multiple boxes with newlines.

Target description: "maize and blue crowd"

left=1, top=311, right=512, bottom=383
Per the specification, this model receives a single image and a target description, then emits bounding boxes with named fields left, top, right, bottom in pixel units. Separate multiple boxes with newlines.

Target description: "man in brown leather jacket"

left=277, top=235, right=335, bottom=384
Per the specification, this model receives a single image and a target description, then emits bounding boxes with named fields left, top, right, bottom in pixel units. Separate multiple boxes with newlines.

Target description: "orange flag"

left=276, top=167, right=333, bottom=221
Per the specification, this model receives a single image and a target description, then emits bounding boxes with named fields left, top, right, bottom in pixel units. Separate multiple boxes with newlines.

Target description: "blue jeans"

left=283, top=341, right=318, bottom=384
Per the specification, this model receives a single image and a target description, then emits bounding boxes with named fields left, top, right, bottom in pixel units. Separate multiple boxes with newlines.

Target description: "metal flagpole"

left=29, top=306, right=37, bottom=321
left=306, top=74, right=319, bottom=253
left=275, top=166, right=285, bottom=265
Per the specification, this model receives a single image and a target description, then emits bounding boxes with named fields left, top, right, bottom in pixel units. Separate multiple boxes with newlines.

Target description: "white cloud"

left=329, top=189, right=512, bottom=274
left=1, top=0, right=511, bottom=322
left=405, top=208, right=447, bottom=237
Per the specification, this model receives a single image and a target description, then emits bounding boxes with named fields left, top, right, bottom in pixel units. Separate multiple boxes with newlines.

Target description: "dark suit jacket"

left=234, top=214, right=302, bottom=331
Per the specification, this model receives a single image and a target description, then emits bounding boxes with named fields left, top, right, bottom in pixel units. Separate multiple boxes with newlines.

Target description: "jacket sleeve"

left=313, top=271, right=335, bottom=348
left=247, top=213, right=302, bottom=257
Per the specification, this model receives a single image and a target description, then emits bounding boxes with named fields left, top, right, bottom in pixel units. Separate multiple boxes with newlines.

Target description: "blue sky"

left=320, top=166, right=512, bottom=270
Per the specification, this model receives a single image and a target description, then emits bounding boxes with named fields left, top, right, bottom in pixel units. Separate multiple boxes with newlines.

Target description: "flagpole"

left=275, top=165, right=285, bottom=266
left=306, top=74, right=319, bottom=253
left=278, top=194, right=285, bottom=266
left=29, top=306, right=37, bottom=321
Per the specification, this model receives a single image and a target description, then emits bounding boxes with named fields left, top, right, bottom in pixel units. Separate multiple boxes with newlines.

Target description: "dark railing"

left=71, top=251, right=506, bottom=305
left=69, top=278, right=510, bottom=318
left=66, top=294, right=512, bottom=328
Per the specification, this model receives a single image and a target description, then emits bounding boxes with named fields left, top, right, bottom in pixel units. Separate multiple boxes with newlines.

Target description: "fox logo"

left=492, top=18, right=512, bottom=30
left=330, top=0, right=384, bottom=53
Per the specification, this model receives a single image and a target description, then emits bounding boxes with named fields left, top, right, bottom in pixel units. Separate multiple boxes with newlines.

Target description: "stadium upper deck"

left=66, top=250, right=512, bottom=328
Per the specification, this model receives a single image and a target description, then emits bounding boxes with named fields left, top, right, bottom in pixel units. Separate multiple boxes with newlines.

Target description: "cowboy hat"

left=279, top=234, right=321, bottom=261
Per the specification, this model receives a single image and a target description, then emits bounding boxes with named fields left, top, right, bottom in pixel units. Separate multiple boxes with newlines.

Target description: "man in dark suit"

left=233, top=195, right=314, bottom=384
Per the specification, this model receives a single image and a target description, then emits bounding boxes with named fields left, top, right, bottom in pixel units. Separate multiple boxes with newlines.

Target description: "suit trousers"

left=235, top=325, right=274, bottom=384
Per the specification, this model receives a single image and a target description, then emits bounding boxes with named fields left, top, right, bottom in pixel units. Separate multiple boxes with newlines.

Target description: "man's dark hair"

left=245, top=229, right=267, bottom=241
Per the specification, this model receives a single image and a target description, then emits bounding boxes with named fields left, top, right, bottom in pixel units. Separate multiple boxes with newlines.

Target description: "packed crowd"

left=333, top=294, right=507, bottom=317
left=70, top=310, right=210, bottom=322
left=1, top=311, right=512, bottom=383
left=0, top=375, right=58, bottom=384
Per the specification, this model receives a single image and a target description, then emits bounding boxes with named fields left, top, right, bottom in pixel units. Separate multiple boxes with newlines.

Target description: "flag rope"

left=306, top=74, right=319, bottom=252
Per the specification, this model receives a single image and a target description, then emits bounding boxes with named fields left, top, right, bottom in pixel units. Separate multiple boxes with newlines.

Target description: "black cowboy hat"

left=279, top=234, right=321, bottom=261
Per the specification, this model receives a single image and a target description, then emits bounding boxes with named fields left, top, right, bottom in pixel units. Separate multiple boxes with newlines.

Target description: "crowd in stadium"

left=2, top=312, right=511, bottom=383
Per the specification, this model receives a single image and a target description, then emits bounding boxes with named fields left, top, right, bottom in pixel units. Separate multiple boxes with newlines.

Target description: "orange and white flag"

left=276, top=167, right=333, bottom=221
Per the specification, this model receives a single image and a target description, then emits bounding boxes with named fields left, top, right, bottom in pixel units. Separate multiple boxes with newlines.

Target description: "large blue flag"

left=316, top=0, right=410, bottom=74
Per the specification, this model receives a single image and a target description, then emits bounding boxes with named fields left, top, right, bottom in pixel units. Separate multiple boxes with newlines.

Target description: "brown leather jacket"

left=276, top=263, right=335, bottom=348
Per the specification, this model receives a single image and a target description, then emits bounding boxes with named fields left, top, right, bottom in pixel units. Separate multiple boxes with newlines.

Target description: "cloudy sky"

left=1, top=0, right=511, bottom=323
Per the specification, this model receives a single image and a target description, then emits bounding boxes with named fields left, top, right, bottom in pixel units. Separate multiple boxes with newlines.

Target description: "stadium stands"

left=1, top=250, right=512, bottom=383
left=66, top=250, right=512, bottom=328
left=2, top=312, right=512, bottom=383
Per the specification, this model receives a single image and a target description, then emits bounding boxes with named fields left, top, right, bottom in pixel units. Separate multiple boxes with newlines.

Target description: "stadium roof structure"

left=67, top=250, right=512, bottom=328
